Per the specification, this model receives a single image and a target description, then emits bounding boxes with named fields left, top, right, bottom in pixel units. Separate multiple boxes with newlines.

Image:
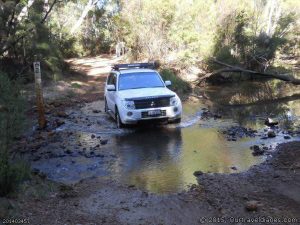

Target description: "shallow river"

left=32, top=81, right=300, bottom=193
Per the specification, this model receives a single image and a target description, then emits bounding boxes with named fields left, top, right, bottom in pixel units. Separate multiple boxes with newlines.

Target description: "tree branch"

left=41, top=0, right=57, bottom=23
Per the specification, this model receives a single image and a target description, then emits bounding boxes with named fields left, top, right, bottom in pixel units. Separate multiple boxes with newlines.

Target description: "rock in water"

left=193, top=171, right=204, bottom=176
left=267, top=130, right=276, bottom=138
left=230, top=166, right=237, bottom=170
left=264, top=118, right=278, bottom=127
left=251, top=145, right=264, bottom=156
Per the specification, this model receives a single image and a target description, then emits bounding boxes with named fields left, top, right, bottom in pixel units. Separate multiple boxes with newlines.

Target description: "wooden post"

left=33, top=56, right=47, bottom=129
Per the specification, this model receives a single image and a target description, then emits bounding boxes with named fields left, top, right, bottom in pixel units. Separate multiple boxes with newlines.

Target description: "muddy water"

left=31, top=81, right=300, bottom=194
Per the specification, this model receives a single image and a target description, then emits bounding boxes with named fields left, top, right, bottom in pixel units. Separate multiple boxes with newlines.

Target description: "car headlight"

left=170, top=96, right=179, bottom=106
left=122, top=100, right=135, bottom=109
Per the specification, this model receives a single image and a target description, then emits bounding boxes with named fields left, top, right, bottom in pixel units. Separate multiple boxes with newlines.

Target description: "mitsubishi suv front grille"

left=134, top=97, right=170, bottom=109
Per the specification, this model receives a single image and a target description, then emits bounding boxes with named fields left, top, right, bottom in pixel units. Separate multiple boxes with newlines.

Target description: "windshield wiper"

left=126, top=86, right=163, bottom=90
left=120, top=86, right=164, bottom=90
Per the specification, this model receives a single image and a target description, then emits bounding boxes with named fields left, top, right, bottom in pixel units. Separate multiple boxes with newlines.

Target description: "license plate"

left=148, top=110, right=161, bottom=116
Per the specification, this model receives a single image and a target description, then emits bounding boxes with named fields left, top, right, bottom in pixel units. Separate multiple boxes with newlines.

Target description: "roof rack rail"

left=112, top=62, right=159, bottom=70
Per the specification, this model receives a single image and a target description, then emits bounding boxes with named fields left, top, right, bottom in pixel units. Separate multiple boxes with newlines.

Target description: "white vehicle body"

left=104, top=66, right=182, bottom=127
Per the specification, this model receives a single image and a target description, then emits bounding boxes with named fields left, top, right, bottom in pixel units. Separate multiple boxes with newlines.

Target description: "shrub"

left=0, top=153, right=30, bottom=197
left=0, top=72, right=29, bottom=196
left=160, top=68, right=191, bottom=95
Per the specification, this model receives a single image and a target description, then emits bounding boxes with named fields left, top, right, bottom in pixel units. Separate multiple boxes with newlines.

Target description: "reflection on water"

left=107, top=117, right=264, bottom=193
left=203, top=80, right=300, bottom=128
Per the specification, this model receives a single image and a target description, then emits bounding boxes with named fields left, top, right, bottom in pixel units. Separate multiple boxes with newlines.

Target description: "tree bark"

left=198, top=59, right=300, bottom=85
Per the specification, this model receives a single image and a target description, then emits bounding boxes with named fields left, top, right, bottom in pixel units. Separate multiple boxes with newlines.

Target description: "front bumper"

left=119, top=105, right=182, bottom=124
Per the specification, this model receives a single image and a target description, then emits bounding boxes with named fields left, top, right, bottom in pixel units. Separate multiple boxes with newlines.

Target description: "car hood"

left=118, top=87, right=176, bottom=100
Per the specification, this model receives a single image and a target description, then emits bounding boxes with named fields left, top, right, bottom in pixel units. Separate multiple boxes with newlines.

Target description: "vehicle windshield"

left=118, top=72, right=165, bottom=90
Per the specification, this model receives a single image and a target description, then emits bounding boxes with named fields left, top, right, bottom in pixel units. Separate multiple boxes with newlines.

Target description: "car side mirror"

left=165, top=80, right=172, bottom=86
left=107, top=84, right=116, bottom=91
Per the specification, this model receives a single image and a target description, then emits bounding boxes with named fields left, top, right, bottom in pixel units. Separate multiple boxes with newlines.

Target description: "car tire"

left=104, top=98, right=108, bottom=113
left=115, top=108, right=124, bottom=128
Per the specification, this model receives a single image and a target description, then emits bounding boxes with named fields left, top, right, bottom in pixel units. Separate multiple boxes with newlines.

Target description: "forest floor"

left=3, top=55, right=300, bottom=225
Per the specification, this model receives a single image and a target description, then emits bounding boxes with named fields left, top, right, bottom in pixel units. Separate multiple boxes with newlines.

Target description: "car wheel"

left=115, top=108, right=124, bottom=128
left=104, top=98, right=108, bottom=113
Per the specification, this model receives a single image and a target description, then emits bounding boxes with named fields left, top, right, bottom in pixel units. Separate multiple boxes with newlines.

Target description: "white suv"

left=104, top=63, right=182, bottom=128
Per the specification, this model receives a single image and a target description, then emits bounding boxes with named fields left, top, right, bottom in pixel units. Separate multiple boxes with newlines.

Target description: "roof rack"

left=112, top=62, right=159, bottom=70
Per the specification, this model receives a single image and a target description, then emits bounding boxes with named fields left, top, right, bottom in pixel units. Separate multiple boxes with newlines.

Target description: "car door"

left=106, top=72, right=117, bottom=112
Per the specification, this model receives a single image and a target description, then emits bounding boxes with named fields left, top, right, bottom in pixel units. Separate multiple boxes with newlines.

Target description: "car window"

left=107, top=73, right=114, bottom=85
left=118, top=72, right=164, bottom=90
left=112, top=74, right=116, bottom=86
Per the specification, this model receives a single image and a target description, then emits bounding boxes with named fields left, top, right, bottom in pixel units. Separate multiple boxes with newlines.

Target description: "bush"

left=0, top=153, right=30, bottom=197
left=160, top=68, right=191, bottom=95
left=0, top=72, right=28, bottom=196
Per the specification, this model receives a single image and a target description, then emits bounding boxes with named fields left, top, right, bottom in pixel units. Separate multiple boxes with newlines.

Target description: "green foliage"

left=0, top=153, right=30, bottom=197
left=0, top=72, right=29, bottom=196
left=209, top=6, right=298, bottom=73
left=160, top=68, right=191, bottom=95
left=0, top=73, right=26, bottom=146
left=0, top=0, right=299, bottom=82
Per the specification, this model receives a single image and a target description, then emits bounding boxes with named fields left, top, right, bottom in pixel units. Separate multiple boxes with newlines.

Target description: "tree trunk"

left=17, top=0, right=35, bottom=22
left=70, top=0, right=97, bottom=34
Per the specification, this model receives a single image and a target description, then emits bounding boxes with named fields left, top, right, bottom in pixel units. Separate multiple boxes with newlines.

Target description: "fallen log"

left=198, top=59, right=300, bottom=85
left=220, top=93, right=300, bottom=107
